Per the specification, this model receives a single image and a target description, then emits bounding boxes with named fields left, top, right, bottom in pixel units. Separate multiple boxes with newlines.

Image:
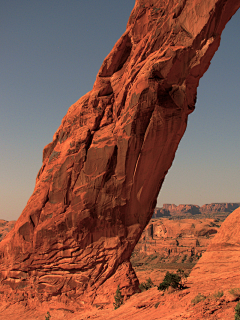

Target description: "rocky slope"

left=0, top=0, right=240, bottom=316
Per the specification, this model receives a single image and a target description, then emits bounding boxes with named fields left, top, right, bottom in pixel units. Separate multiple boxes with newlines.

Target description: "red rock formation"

left=188, top=206, right=240, bottom=293
left=0, top=0, right=239, bottom=313
left=200, top=202, right=240, bottom=213
left=161, top=204, right=201, bottom=216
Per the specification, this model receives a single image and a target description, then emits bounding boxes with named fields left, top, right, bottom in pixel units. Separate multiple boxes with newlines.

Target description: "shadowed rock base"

left=0, top=0, right=239, bottom=313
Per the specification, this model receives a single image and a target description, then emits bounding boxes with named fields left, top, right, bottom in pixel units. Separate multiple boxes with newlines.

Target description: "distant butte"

left=0, top=0, right=240, bottom=315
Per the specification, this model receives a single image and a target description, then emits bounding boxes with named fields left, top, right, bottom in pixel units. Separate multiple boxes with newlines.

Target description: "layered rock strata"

left=0, top=0, right=239, bottom=310
left=200, top=202, right=240, bottom=213
left=153, top=202, right=240, bottom=217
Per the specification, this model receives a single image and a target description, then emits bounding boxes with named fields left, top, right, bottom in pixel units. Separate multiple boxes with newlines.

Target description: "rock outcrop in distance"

left=0, top=0, right=239, bottom=312
left=133, top=217, right=221, bottom=263
left=0, top=220, right=16, bottom=242
left=200, top=202, right=240, bottom=213
left=153, top=202, right=240, bottom=217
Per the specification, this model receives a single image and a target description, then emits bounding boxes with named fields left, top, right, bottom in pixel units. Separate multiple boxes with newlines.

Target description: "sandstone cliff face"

left=0, top=0, right=239, bottom=312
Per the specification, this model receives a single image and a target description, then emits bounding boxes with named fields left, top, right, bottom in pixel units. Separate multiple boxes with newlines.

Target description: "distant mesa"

left=153, top=202, right=240, bottom=218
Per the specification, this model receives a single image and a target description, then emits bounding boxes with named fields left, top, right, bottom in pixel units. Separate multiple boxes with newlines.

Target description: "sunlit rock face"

left=0, top=0, right=239, bottom=310
left=188, top=206, right=240, bottom=294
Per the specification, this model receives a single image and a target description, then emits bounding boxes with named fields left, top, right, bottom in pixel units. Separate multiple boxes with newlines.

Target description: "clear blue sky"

left=0, top=1, right=239, bottom=221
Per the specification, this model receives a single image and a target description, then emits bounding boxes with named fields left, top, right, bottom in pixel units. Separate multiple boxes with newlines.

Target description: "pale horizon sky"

left=1, top=2, right=240, bottom=221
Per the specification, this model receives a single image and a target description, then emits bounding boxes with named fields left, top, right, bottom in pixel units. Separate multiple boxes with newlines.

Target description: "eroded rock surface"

left=0, top=0, right=239, bottom=313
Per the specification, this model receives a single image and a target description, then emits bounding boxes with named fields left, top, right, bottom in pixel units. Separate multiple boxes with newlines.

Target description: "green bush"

left=235, top=302, right=240, bottom=320
left=158, top=271, right=181, bottom=291
left=191, top=293, right=206, bottom=305
left=113, top=285, right=124, bottom=310
left=139, top=277, right=154, bottom=292
left=45, top=311, right=51, bottom=320
left=158, top=269, right=188, bottom=291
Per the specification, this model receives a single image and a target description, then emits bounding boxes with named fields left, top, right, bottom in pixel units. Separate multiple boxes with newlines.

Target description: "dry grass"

left=191, top=293, right=206, bottom=305
left=229, top=287, right=240, bottom=298
left=209, top=290, right=224, bottom=300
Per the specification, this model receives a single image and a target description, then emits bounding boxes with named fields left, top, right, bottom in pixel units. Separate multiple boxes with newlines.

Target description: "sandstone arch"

left=0, top=0, right=239, bottom=310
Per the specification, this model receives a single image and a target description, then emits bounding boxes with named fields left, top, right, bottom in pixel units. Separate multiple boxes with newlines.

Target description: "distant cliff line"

left=154, top=202, right=240, bottom=218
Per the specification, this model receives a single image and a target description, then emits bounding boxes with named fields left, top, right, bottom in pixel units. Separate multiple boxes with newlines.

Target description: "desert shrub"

left=139, top=277, right=154, bottom=292
left=230, top=288, right=240, bottom=299
left=209, top=290, right=224, bottom=300
left=158, top=269, right=188, bottom=291
left=158, top=272, right=181, bottom=291
left=113, top=285, right=124, bottom=310
left=45, top=311, right=51, bottom=320
left=235, top=302, right=240, bottom=320
left=154, top=302, right=160, bottom=308
left=191, top=293, right=206, bottom=305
